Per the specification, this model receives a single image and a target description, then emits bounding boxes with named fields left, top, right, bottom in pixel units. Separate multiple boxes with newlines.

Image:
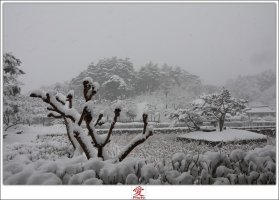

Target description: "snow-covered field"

left=178, top=129, right=267, bottom=143
left=2, top=125, right=276, bottom=185
left=3, top=124, right=66, bottom=145
left=3, top=125, right=274, bottom=165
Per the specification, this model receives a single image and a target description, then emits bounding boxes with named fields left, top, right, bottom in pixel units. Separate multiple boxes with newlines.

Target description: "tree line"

left=69, top=57, right=203, bottom=101
left=3, top=53, right=276, bottom=130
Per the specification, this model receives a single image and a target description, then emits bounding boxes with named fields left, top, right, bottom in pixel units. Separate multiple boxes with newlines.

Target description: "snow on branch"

left=47, top=112, right=63, bottom=119
left=30, top=76, right=154, bottom=162
left=98, top=108, right=121, bottom=147
left=30, top=89, right=47, bottom=100
left=67, top=90, right=74, bottom=99
left=94, top=113, right=105, bottom=127
left=66, top=90, right=74, bottom=108
left=198, top=88, right=247, bottom=131
left=73, top=125, right=96, bottom=159
left=55, top=93, right=67, bottom=105
left=83, top=77, right=99, bottom=102
left=47, top=92, right=80, bottom=122
left=116, top=114, right=154, bottom=162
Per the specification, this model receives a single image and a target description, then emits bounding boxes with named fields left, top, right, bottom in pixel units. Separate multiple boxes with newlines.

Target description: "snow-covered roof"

left=245, top=106, right=275, bottom=114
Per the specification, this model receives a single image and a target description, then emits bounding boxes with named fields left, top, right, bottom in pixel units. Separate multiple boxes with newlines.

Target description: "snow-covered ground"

left=3, top=124, right=66, bottom=145
left=178, top=129, right=267, bottom=143
left=3, top=124, right=273, bottom=166
left=2, top=124, right=276, bottom=185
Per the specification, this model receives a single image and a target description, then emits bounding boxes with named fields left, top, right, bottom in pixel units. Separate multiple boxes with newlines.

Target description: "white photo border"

left=1, top=1, right=278, bottom=199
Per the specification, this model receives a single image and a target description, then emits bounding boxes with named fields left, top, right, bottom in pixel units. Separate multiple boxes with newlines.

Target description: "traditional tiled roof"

left=245, top=106, right=275, bottom=114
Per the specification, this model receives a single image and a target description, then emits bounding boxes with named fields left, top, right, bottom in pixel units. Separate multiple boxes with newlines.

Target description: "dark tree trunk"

left=97, top=147, right=103, bottom=160
left=219, top=115, right=225, bottom=132
left=165, top=92, right=168, bottom=109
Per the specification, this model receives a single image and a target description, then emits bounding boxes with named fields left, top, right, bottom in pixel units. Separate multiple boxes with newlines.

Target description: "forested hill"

left=69, top=57, right=203, bottom=101
left=44, top=57, right=275, bottom=109
left=225, top=69, right=276, bottom=109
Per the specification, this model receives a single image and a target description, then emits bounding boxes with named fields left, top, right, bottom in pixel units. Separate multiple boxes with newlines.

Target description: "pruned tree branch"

left=30, top=76, right=153, bottom=162
left=47, top=112, right=63, bottom=119
left=73, top=131, right=92, bottom=160
left=56, top=96, right=66, bottom=105
left=94, top=113, right=104, bottom=127
left=66, top=90, right=74, bottom=108
left=102, top=108, right=121, bottom=147
left=64, top=117, right=76, bottom=150
left=116, top=114, right=153, bottom=162
left=78, top=108, right=86, bottom=126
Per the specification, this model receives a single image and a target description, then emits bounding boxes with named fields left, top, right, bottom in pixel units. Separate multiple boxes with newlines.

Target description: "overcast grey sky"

left=3, top=2, right=276, bottom=93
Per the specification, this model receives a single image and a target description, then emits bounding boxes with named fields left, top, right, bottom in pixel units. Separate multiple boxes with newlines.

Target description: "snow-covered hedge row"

left=4, top=134, right=74, bottom=163
left=96, top=127, right=189, bottom=135
left=94, top=122, right=187, bottom=129
left=166, top=145, right=276, bottom=185
left=3, top=145, right=275, bottom=185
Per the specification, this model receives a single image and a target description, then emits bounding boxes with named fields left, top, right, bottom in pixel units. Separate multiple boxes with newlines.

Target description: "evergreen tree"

left=196, top=89, right=247, bottom=132
left=136, top=62, right=161, bottom=93
left=70, top=57, right=136, bottom=100
left=3, top=53, right=25, bottom=130
left=3, top=53, right=25, bottom=95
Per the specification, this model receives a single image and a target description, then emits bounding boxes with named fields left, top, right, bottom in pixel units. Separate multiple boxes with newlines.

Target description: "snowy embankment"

left=178, top=129, right=267, bottom=144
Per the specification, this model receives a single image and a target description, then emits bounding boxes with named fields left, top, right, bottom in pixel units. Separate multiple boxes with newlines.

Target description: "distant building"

left=245, top=105, right=276, bottom=121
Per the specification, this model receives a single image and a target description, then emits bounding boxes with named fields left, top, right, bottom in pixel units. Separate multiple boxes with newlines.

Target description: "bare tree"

left=30, top=77, right=153, bottom=161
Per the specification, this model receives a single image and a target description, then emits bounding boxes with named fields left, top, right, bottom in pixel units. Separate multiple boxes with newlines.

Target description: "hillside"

left=225, top=69, right=276, bottom=108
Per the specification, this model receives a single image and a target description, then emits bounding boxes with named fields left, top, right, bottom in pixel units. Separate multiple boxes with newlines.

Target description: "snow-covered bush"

left=30, top=76, right=153, bottom=161
left=4, top=145, right=275, bottom=185
left=4, top=134, right=74, bottom=162
left=124, top=102, right=138, bottom=121
left=162, top=145, right=276, bottom=185
left=3, top=97, right=23, bottom=130
left=168, top=107, right=205, bottom=131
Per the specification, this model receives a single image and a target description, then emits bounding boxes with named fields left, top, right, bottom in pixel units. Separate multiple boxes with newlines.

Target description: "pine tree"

left=69, top=57, right=136, bottom=100
left=137, top=62, right=161, bottom=93
left=3, top=53, right=25, bottom=130
left=3, top=53, right=25, bottom=96
left=196, top=89, right=247, bottom=132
